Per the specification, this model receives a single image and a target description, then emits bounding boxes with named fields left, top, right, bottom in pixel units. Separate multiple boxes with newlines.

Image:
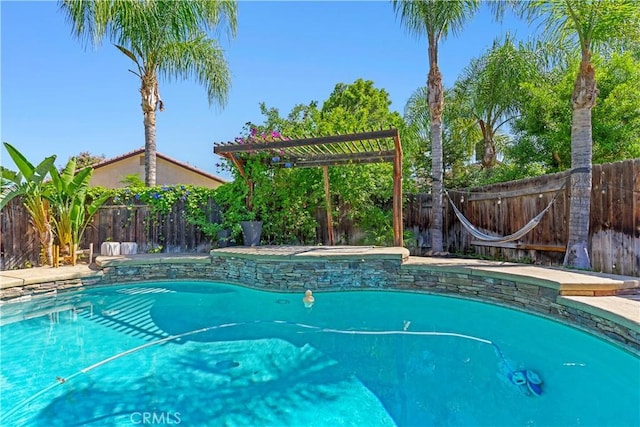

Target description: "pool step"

left=78, top=293, right=173, bottom=343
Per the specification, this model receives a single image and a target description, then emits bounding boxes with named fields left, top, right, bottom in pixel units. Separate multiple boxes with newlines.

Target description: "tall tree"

left=404, top=86, right=433, bottom=190
left=321, top=78, right=400, bottom=130
left=511, top=51, right=640, bottom=171
left=392, top=0, right=479, bottom=253
left=60, top=0, right=237, bottom=186
left=513, top=0, right=640, bottom=268
left=217, top=79, right=410, bottom=245
left=404, top=86, right=478, bottom=189
left=454, top=35, right=540, bottom=169
left=72, top=151, right=106, bottom=169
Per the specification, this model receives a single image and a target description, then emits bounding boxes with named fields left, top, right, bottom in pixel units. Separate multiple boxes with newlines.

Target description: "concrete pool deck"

left=1, top=246, right=639, bottom=353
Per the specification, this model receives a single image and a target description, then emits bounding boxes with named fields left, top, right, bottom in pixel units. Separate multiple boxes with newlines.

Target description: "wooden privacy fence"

left=403, top=158, right=639, bottom=277
left=81, top=199, right=222, bottom=255
left=590, top=159, right=639, bottom=277
left=445, top=171, right=570, bottom=262
left=0, top=200, right=42, bottom=270
left=1, top=159, right=638, bottom=276
left=0, top=199, right=222, bottom=270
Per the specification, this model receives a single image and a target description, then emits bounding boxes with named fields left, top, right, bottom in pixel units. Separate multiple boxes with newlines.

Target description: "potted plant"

left=240, top=217, right=262, bottom=247
left=214, top=176, right=263, bottom=246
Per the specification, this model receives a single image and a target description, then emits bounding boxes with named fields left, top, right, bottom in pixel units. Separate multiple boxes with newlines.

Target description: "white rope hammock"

left=444, top=181, right=566, bottom=244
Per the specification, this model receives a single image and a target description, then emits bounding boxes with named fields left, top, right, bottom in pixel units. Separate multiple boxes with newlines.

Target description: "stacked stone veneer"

left=2, top=251, right=638, bottom=354
left=0, top=277, right=102, bottom=302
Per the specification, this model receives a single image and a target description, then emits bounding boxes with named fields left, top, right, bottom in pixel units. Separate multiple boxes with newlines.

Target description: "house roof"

left=93, top=148, right=227, bottom=184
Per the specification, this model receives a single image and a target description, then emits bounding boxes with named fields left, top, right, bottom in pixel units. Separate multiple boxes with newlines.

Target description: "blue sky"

left=1, top=1, right=531, bottom=181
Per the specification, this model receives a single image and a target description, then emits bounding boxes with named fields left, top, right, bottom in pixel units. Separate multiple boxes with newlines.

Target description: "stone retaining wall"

left=2, top=252, right=638, bottom=355
left=396, top=265, right=639, bottom=353
left=0, top=277, right=102, bottom=302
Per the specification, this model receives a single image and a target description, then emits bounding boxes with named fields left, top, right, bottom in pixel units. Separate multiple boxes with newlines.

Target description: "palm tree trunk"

left=142, top=73, right=159, bottom=187
left=479, top=120, right=496, bottom=168
left=431, top=120, right=444, bottom=253
left=428, top=63, right=445, bottom=254
left=564, top=56, right=597, bottom=269
left=144, top=110, right=157, bottom=187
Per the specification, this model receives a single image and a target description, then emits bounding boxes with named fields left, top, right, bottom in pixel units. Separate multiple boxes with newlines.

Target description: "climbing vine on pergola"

left=213, top=128, right=403, bottom=246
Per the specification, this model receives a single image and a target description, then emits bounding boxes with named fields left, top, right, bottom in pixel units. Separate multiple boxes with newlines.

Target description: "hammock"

left=444, top=182, right=566, bottom=244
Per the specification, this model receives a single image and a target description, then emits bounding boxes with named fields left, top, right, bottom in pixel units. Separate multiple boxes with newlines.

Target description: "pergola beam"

left=287, top=151, right=395, bottom=168
left=214, top=129, right=398, bottom=154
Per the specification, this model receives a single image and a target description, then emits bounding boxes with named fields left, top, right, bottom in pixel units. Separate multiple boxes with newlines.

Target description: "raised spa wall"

left=1, top=247, right=639, bottom=355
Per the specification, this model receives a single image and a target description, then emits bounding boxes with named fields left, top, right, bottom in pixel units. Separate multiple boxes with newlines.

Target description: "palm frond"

left=392, top=0, right=480, bottom=40
left=0, top=182, right=22, bottom=211
left=158, top=35, right=231, bottom=108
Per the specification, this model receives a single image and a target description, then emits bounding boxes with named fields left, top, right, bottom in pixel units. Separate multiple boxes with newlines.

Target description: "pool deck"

left=1, top=246, right=639, bottom=331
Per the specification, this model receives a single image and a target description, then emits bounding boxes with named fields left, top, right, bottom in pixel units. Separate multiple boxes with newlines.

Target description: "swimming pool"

left=1, top=281, right=638, bottom=426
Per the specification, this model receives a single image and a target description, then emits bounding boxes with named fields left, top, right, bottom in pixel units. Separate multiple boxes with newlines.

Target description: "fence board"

left=0, top=202, right=40, bottom=269
left=626, top=161, right=635, bottom=275
left=630, top=159, right=640, bottom=276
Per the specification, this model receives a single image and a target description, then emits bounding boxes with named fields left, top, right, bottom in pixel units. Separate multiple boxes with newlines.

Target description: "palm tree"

left=392, top=0, right=480, bottom=253
left=454, top=35, right=541, bottom=169
left=60, top=0, right=238, bottom=186
left=404, top=86, right=478, bottom=187
left=512, top=0, right=640, bottom=268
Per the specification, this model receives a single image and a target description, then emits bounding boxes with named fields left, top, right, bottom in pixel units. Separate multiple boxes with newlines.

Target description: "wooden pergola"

left=213, top=128, right=403, bottom=246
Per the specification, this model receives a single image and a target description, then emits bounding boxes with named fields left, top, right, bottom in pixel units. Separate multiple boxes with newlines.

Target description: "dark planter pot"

left=240, top=221, right=262, bottom=246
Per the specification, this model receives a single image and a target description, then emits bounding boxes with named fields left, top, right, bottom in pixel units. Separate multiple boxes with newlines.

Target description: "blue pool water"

left=1, top=281, right=638, bottom=426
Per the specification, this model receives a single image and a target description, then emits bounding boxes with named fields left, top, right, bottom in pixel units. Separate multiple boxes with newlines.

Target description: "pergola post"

left=322, top=166, right=335, bottom=245
left=393, top=132, right=403, bottom=247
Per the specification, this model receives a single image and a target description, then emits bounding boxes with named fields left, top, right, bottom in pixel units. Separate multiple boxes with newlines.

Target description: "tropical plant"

left=392, top=0, right=480, bottom=253
left=60, top=0, right=238, bottom=186
left=48, top=157, right=110, bottom=263
left=453, top=35, right=541, bottom=169
left=511, top=0, right=640, bottom=268
left=1, top=142, right=57, bottom=266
